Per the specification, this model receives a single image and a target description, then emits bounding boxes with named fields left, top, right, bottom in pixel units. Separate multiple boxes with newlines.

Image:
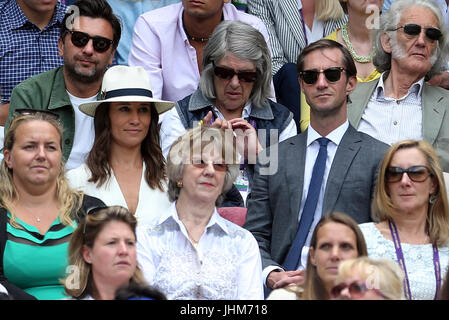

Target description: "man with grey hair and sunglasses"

left=347, top=0, right=449, bottom=172
left=160, top=21, right=296, bottom=206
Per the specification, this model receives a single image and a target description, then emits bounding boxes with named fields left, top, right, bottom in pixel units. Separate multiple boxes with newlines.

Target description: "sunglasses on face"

left=191, top=159, right=227, bottom=172
left=386, top=165, right=431, bottom=183
left=390, top=24, right=442, bottom=41
left=14, top=108, right=60, bottom=120
left=299, top=67, right=346, bottom=85
left=212, top=62, right=258, bottom=83
left=67, top=30, right=113, bottom=53
left=331, top=281, right=387, bottom=299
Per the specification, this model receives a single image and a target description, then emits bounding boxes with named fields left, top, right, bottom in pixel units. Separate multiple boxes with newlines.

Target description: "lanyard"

left=299, top=9, right=325, bottom=47
left=388, top=219, right=441, bottom=300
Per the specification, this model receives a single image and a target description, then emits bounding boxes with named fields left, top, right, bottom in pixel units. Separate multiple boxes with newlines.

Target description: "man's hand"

left=266, top=270, right=305, bottom=290
left=0, top=103, right=10, bottom=126
left=427, top=71, right=449, bottom=89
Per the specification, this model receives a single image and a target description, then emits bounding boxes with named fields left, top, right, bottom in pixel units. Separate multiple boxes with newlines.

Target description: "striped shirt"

left=4, top=213, right=77, bottom=300
left=357, top=73, right=424, bottom=145
left=0, top=0, right=66, bottom=103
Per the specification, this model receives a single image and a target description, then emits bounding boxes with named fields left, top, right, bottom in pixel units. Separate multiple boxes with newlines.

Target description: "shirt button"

left=393, top=121, right=398, bottom=125
left=65, top=138, right=71, bottom=145
left=396, top=100, right=400, bottom=105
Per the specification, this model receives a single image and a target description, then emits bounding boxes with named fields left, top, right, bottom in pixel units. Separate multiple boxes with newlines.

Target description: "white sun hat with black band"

left=79, top=65, right=174, bottom=117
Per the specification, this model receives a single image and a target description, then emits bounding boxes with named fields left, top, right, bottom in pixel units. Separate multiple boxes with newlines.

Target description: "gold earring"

left=177, top=180, right=183, bottom=188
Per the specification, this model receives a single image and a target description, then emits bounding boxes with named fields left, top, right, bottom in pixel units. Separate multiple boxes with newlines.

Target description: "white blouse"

left=67, top=163, right=171, bottom=226
left=359, top=222, right=449, bottom=300
left=136, top=202, right=264, bottom=300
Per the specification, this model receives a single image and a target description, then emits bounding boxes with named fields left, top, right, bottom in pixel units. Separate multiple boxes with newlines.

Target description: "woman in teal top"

left=0, top=112, right=104, bottom=300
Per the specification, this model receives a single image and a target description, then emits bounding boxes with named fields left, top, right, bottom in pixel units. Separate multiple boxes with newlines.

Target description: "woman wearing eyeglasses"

left=160, top=21, right=297, bottom=203
left=331, top=256, right=404, bottom=300
left=62, top=206, right=153, bottom=300
left=267, top=212, right=367, bottom=300
left=359, top=139, right=449, bottom=300
left=137, top=126, right=264, bottom=299
left=0, top=113, right=104, bottom=300
left=67, top=65, right=174, bottom=226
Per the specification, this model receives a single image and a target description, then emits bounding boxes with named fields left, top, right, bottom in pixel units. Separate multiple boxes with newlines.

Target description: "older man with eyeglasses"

left=347, top=0, right=449, bottom=172
left=5, top=0, right=121, bottom=171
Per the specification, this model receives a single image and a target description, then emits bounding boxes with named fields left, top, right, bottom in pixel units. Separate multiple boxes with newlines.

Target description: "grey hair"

left=373, top=0, right=449, bottom=79
left=199, top=20, right=272, bottom=108
left=166, top=126, right=239, bottom=206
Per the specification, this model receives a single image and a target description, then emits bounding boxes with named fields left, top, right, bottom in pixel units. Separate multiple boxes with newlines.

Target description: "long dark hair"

left=86, top=103, right=166, bottom=190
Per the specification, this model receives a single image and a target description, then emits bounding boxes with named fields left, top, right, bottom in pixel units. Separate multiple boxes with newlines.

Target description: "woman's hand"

left=229, top=118, right=263, bottom=161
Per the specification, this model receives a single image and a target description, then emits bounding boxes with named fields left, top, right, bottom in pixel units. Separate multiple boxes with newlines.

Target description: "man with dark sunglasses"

left=244, top=39, right=388, bottom=294
left=5, top=0, right=121, bottom=170
left=347, top=0, right=449, bottom=172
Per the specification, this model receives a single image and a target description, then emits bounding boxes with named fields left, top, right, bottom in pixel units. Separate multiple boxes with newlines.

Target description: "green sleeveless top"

left=3, top=213, right=77, bottom=300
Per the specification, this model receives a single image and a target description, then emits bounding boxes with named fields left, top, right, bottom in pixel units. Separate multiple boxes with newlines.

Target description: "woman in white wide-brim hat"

left=67, top=65, right=174, bottom=226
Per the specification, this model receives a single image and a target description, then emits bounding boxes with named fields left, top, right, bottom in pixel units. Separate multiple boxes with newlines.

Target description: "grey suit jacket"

left=347, top=79, right=449, bottom=172
left=248, top=0, right=347, bottom=73
left=244, top=125, right=388, bottom=269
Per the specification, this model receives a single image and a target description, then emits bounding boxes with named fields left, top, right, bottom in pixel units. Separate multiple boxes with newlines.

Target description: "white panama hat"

left=79, top=65, right=174, bottom=117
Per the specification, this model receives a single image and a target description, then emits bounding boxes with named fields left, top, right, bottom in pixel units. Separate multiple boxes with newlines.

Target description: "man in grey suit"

left=347, top=0, right=449, bottom=172
left=244, top=39, right=388, bottom=291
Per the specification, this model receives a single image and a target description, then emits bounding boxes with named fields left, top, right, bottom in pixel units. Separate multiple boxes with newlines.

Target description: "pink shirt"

left=128, top=2, right=271, bottom=102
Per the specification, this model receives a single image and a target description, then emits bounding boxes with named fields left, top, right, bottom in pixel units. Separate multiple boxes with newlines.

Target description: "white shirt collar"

left=307, top=120, right=349, bottom=147
left=213, top=100, right=252, bottom=119
left=375, top=72, right=424, bottom=100
left=157, top=202, right=230, bottom=235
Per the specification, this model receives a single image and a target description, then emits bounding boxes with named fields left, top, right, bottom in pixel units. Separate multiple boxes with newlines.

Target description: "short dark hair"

left=60, top=0, right=122, bottom=50
left=296, top=39, right=357, bottom=79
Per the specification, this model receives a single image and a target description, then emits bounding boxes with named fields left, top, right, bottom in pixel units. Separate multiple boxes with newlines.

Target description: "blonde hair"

left=0, top=114, right=83, bottom=228
left=335, top=257, right=405, bottom=300
left=316, top=0, right=345, bottom=21
left=63, top=206, right=147, bottom=299
left=372, top=140, right=449, bottom=246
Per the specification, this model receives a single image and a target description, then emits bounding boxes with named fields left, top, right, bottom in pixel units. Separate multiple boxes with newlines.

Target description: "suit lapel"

left=279, top=0, right=307, bottom=49
left=422, top=83, right=446, bottom=145
left=285, top=131, right=307, bottom=227
left=323, top=126, right=361, bottom=214
left=347, top=79, right=379, bottom=128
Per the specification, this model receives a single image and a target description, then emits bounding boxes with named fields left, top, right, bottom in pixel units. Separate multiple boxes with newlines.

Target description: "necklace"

left=186, top=32, right=210, bottom=43
left=341, top=24, right=376, bottom=63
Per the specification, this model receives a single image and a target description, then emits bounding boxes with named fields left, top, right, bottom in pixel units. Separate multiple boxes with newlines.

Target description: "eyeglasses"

left=386, top=165, right=432, bottom=183
left=67, top=30, right=113, bottom=53
left=390, top=24, right=442, bottom=41
left=212, top=62, right=258, bottom=83
left=331, top=281, right=387, bottom=299
left=82, top=206, right=107, bottom=234
left=14, top=108, right=60, bottom=120
left=299, top=67, right=346, bottom=85
left=191, top=159, right=227, bottom=172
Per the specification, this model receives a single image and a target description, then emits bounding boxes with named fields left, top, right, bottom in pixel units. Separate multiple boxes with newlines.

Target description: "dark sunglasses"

left=192, top=159, right=227, bottom=172
left=14, top=108, right=60, bottom=120
left=82, top=206, right=107, bottom=234
left=67, top=30, right=113, bottom=53
left=386, top=165, right=432, bottom=183
left=299, top=67, right=346, bottom=85
left=390, top=24, right=442, bottom=41
left=212, top=62, right=258, bottom=82
left=331, top=281, right=387, bottom=299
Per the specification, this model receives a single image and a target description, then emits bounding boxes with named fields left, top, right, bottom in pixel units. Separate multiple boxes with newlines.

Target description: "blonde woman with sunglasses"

left=359, top=140, right=449, bottom=300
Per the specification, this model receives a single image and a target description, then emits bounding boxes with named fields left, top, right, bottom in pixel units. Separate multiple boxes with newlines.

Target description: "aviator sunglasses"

left=212, top=62, right=258, bottom=82
left=67, top=30, right=113, bottom=53
left=191, top=159, right=227, bottom=172
left=331, top=281, right=387, bottom=299
left=389, top=24, right=442, bottom=41
left=386, top=165, right=432, bottom=183
left=299, top=67, right=346, bottom=85
left=14, top=108, right=60, bottom=120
